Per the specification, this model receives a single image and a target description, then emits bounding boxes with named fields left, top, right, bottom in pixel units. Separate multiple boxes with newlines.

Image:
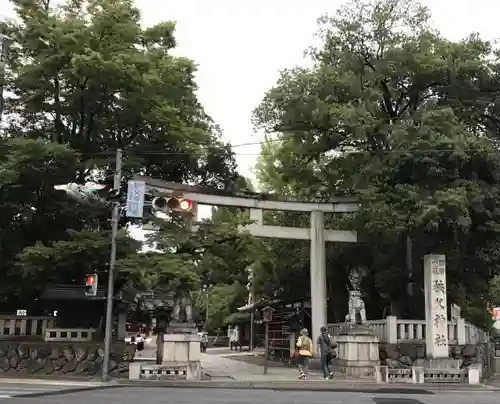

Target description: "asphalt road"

left=3, top=387, right=499, bottom=404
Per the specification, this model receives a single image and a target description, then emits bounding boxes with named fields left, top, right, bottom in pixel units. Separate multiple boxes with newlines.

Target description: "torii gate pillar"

left=310, top=210, right=327, bottom=340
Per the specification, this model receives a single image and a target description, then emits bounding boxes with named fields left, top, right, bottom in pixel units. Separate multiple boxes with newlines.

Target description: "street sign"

left=126, top=180, right=146, bottom=218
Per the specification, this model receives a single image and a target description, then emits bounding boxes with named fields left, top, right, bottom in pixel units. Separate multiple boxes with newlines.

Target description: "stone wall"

left=379, top=343, right=484, bottom=370
left=0, top=341, right=136, bottom=377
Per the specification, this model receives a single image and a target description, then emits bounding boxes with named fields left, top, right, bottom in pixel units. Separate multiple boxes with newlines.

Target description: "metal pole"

left=205, top=286, right=209, bottom=329
left=102, top=148, right=122, bottom=381
left=250, top=311, right=254, bottom=351
left=250, top=277, right=255, bottom=351
left=264, top=321, right=269, bottom=375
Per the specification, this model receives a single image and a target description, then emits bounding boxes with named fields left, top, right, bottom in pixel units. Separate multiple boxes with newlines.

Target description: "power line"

left=2, top=137, right=500, bottom=157
left=88, top=147, right=500, bottom=157
left=79, top=138, right=281, bottom=157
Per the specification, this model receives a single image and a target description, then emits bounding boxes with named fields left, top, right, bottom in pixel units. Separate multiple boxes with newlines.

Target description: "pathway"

left=202, top=349, right=339, bottom=382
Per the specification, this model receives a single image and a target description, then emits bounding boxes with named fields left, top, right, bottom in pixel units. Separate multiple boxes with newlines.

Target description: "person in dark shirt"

left=316, top=326, right=336, bottom=380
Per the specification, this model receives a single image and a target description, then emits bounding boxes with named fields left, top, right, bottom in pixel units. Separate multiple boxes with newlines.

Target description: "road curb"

left=14, top=385, right=125, bottom=398
left=116, top=379, right=500, bottom=393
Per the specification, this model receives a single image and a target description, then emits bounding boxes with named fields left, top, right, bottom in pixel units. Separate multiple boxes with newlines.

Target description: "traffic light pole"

left=102, top=148, right=122, bottom=381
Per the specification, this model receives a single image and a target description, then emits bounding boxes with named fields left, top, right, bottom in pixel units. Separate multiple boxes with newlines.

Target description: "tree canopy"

left=0, top=0, right=242, bottom=314
left=253, top=0, right=500, bottom=326
left=3, top=0, right=237, bottom=187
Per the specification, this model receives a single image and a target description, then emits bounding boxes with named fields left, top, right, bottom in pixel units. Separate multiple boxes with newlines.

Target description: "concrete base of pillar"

left=162, top=333, right=201, bottom=363
left=336, top=331, right=380, bottom=377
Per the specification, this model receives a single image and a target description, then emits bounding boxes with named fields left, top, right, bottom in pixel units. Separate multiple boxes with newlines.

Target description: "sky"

left=2, top=0, right=500, bottom=226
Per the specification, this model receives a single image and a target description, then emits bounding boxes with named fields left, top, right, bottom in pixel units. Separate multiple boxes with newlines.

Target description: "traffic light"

left=152, top=197, right=193, bottom=213
left=84, top=273, right=98, bottom=296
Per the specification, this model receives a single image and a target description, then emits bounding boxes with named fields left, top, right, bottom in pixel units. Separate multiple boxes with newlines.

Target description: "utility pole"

left=102, top=148, right=122, bottom=381
left=247, top=267, right=255, bottom=351
left=203, top=284, right=211, bottom=331
left=250, top=279, right=255, bottom=351
left=205, top=286, right=209, bottom=328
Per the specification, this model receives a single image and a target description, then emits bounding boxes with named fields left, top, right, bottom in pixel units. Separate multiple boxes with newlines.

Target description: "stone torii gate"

left=135, top=177, right=359, bottom=339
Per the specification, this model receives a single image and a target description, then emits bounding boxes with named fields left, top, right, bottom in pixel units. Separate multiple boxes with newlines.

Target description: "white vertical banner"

left=126, top=180, right=145, bottom=218
left=424, top=254, right=448, bottom=358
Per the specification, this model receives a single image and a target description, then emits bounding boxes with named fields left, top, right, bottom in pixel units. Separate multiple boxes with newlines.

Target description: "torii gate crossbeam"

left=135, top=177, right=359, bottom=339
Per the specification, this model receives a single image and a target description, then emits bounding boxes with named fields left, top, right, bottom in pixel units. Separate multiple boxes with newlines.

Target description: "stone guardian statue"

left=172, top=291, right=193, bottom=323
left=346, top=267, right=367, bottom=325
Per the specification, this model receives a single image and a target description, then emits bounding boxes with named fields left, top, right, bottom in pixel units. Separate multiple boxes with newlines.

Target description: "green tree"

left=253, top=0, right=500, bottom=325
left=0, top=0, right=242, bottom=306
left=17, top=229, right=140, bottom=293
left=3, top=0, right=237, bottom=186
left=0, top=139, right=85, bottom=304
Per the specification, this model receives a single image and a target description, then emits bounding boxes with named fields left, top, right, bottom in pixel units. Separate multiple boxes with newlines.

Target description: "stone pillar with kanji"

left=424, top=254, right=448, bottom=358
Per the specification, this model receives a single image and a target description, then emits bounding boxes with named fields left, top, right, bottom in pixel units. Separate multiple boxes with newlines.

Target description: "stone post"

left=424, top=254, right=448, bottom=358
left=456, top=317, right=466, bottom=345
left=386, top=316, right=398, bottom=344
left=289, top=331, right=297, bottom=357
left=310, top=210, right=327, bottom=340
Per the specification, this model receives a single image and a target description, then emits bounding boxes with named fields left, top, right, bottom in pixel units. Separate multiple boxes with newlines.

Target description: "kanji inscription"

left=425, top=254, right=448, bottom=358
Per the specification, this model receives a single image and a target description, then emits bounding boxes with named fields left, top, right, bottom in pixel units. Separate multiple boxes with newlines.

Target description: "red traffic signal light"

left=85, top=273, right=98, bottom=296
left=178, top=199, right=193, bottom=211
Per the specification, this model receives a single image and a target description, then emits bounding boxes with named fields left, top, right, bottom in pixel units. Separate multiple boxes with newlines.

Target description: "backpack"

left=322, top=334, right=337, bottom=358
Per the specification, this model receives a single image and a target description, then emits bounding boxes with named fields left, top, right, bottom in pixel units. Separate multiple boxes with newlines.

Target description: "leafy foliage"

left=0, top=0, right=241, bottom=311
left=17, top=229, right=139, bottom=291
left=254, top=0, right=500, bottom=326
left=3, top=0, right=238, bottom=187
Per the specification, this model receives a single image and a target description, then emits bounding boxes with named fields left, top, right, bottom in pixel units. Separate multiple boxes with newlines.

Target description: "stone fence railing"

left=0, top=316, right=55, bottom=339
left=0, top=316, right=97, bottom=342
left=44, top=328, right=96, bottom=342
left=328, top=316, right=488, bottom=345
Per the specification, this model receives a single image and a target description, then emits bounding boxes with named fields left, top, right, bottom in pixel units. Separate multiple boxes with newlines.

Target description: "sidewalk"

left=485, top=375, right=500, bottom=388
left=201, top=351, right=310, bottom=381
left=126, top=347, right=500, bottom=391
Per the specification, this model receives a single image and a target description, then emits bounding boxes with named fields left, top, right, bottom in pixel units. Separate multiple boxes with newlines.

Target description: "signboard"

left=16, top=309, right=27, bottom=316
left=126, top=180, right=146, bottom=218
